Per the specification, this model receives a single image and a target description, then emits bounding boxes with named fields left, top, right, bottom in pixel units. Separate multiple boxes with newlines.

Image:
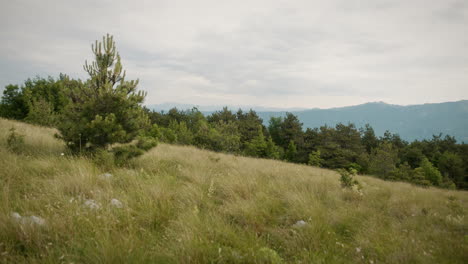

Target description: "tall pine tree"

left=57, top=34, right=149, bottom=152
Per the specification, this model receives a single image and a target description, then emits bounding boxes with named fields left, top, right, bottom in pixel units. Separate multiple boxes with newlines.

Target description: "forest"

left=1, top=74, right=467, bottom=190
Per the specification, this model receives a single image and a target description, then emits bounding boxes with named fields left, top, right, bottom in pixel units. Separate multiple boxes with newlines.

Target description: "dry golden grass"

left=0, top=118, right=467, bottom=263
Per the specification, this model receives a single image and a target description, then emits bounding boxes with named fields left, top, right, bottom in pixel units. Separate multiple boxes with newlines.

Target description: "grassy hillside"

left=0, top=118, right=466, bottom=263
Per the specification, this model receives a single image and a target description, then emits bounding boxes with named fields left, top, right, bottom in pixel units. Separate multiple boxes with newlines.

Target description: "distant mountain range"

left=147, top=100, right=468, bottom=142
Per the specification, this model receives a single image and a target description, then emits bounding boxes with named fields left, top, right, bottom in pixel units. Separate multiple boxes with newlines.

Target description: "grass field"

left=0, top=118, right=466, bottom=263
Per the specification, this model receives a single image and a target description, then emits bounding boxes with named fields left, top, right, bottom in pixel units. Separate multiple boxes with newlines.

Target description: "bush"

left=308, top=150, right=323, bottom=167
left=113, top=145, right=145, bottom=166
left=338, top=168, right=360, bottom=189
left=411, top=168, right=432, bottom=187
left=136, top=136, right=158, bottom=151
left=418, top=158, right=442, bottom=186
left=93, top=149, right=115, bottom=170
left=6, top=127, right=25, bottom=153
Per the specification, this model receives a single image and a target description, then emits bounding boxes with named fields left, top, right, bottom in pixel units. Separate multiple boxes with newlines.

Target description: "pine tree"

left=57, top=34, right=150, bottom=153
left=308, top=150, right=323, bottom=167
left=285, top=140, right=298, bottom=162
left=244, top=125, right=268, bottom=157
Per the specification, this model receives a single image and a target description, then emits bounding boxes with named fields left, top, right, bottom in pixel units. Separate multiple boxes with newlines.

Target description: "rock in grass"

left=84, top=199, right=101, bottom=210
left=99, top=173, right=113, bottom=179
left=11, top=212, right=22, bottom=221
left=28, top=216, right=46, bottom=226
left=11, top=212, right=46, bottom=226
left=293, top=220, right=307, bottom=228
left=110, top=198, right=123, bottom=208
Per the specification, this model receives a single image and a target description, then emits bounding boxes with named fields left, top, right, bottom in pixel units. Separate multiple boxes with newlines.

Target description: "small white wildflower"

left=60, top=153, right=65, bottom=156
left=369, top=260, right=374, bottom=264
left=84, top=199, right=101, bottom=210
left=335, top=242, right=345, bottom=247
left=110, top=199, right=123, bottom=208
left=293, top=220, right=307, bottom=228
left=356, top=247, right=361, bottom=253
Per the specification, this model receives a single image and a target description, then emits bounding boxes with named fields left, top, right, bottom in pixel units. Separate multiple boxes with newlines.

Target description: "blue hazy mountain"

left=148, top=100, right=468, bottom=142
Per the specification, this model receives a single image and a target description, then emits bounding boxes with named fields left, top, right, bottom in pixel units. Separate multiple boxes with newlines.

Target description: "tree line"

left=1, top=34, right=467, bottom=190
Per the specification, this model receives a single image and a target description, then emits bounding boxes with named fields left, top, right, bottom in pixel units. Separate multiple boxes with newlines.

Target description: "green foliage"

left=0, top=84, right=28, bottom=119
left=284, top=140, right=297, bottom=162
left=256, top=247, right=283, bottom=264
left=147, top=124, right=162, bottom=140
left=113, top=145, right=145, bottom=166
left=160, top=127, right=178, bottom=143
left=0, top=76, right=70, bottom=125
left=24, top=97, right=58, bottom=126
left=93, top=149, right=115, bottom=170
left=244, top=125, right=268, bottom=157
left=193, top=119, right=241, bottom=153
left=236, top=109, right=264, bottom=144
left=57, top=34, right=150, bottom=153
left=308, top=150, right=323, bottom=167
left=6, top=127, right=25, bottom=153
left=368, top=142, right=398, bottom=179
left=265, top=136, right=281, bottom=159
left=337, top=168, right=359, bottom=189
left=360, top=124, right=379, bottom=153
left=418, top=157, right=443, bottom=186
left=136, top=136, right=158, bottom=151
left=438, top=151, right=464, bottom=188
left=169, top=120, right=193, bottom=145
left=389, top=162, right=413, bottom=181
left=315, top=124, right=366, bottom=169
left=411, top=167, right=432, bottom=187
left=278, top=113, right=304, bottom=149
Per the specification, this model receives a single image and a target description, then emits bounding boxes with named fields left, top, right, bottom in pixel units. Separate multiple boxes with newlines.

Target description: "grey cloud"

left=0, top=0, right=467, bottom=108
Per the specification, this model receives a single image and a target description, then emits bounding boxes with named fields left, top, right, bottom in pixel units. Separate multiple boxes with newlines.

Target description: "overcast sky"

left=1, top=0, right=467, bottom=109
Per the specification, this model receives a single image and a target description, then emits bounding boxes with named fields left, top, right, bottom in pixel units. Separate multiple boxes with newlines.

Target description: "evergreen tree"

left=244, top=125, right=268, bottom=157
left=308, top=150, right=323, bottom=167
left=278, top=113, right=304, bottom=149
left=368, top=142, right=398, bottom=179
left=418, top=157, right=442, bottom=186
left=57, top=34, right=149, bottom=152
left=237, top=109, right=264, bottom=145
left=360, top=124, right=378, bottom=154
left=285, top=140, right=298, bottom=162
left=438, top=151, right=464, bottom=188
left=265, top=136, right=281, bottom=159
left=0, top=84, right=28, bottom=119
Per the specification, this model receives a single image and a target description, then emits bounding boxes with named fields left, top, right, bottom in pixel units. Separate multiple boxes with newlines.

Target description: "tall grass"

left=0, top=118, right=466, bottom=263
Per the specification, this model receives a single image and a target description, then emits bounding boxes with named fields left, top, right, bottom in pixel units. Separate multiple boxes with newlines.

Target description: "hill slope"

left=0, top=118, right=467, bottom=263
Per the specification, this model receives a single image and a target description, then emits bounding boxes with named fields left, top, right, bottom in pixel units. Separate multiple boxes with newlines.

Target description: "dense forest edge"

left=0, top=34, right=467, bottom=190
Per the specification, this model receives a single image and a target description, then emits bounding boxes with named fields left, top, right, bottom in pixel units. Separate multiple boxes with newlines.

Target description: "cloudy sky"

left=1, top=0, right=467, bottom=109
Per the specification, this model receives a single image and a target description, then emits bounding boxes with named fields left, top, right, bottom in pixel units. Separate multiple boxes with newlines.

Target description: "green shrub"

left=418, top=158, right=442, bottom=186
left=6, top=127, right=25, bottom=153
left=113, top=145, right=144, bottom=166
left=411, top=168, right=432, bottom=187
left=136, top=136, right=158, bottom=151
left=256, top=247, right=283, bottom=264
left=338, top=168, right=359, bottom=189
left=93, top=149, right=115, bottom=170
left=308, top=150, right=323, bottom=167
